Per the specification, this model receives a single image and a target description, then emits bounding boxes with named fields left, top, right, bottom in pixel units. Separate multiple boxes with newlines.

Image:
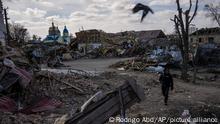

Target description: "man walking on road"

left=159, top=66, right=173, bottom=105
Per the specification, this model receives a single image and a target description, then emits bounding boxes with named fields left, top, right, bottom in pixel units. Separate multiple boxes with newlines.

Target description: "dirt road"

left=125, top=71, right=220, bottom=124
left=63, top=58, right=133, bottom=72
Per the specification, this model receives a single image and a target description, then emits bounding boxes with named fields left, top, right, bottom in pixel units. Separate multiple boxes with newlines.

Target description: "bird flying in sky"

left=132, top=3, right=154, bottom=22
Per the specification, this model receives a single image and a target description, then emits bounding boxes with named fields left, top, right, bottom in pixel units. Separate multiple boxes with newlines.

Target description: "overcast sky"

left=2, top=0, right=219, bottom=38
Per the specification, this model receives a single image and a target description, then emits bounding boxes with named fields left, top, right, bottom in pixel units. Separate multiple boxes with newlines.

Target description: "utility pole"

left=0, top=0, right=7, bottom=45
left=3, top=8, right=11, bottom=42
left=82, top=26, right=88, bottom=55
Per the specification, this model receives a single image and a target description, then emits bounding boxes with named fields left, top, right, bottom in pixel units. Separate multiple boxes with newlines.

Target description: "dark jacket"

left=159, top=73, right=173, bottom=90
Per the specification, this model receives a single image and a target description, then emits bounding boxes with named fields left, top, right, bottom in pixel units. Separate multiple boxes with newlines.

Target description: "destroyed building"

left=74, top=29, right=169, bottom=57
left=0, top=0, right=5, bottom=46
left=195, top=42, right=220, bottom=66
left=190, top=27, right=220, bottom=45
left=134, top=30, right=167, bottom=46
left=75, top=29, right=167, bottom=48
left=107, top=30, right=168, bottom=48
left=75, top=29, right=106, bottom=54
left=107, top=30, right=167, bottom=46
left=106, top=31, right=136, bottom=45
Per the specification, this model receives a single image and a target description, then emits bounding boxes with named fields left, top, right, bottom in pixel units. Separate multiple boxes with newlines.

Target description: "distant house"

left=0, top=0, right=6, bottom=46
left=190, top=27, right=220, bottom=45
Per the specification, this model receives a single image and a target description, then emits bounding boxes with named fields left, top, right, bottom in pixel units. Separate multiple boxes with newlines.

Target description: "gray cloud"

left=2, top=0, right=219, bottom=38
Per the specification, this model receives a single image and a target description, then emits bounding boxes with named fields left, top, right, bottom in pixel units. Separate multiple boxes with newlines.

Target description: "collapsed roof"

left=191, top=27, right=220, bottom=36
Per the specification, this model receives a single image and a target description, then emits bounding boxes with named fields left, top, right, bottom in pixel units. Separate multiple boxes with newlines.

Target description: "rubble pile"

left=195, top=43, right=220, bottom=66
left=110, top=46, right=183, bottom=73
left=110, top=57, right=157, bottom=71
left=23, top=42, right=69, bottom=68
left=82, top=41, right=147, bottom=59
left=0, top=66, right=118, bottom=124
left=0, top=44, right=131, bottom=124
left=0, top=47, right=31, bottom=68
left=110, top=56, right=172, bottom=73
left=26, top=71, right=115, bottom=104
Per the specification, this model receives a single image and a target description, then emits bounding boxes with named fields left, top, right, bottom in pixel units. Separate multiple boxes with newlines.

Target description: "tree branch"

left=171, top=16, right=183, bottom=49
left=189, top=0, right=192, bottom=11
left=210, top=8, right=220, bottom=26
left=189, top=0, right=198, bottom=24
left=176, top=0, right=186, bottom=36
left=185, top=0, right=192, bottom=15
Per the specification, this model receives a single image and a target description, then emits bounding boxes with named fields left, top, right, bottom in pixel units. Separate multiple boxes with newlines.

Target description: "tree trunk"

left=181, top=53, right=188, bottom=80
left=171, top=0, right=198, bottom=81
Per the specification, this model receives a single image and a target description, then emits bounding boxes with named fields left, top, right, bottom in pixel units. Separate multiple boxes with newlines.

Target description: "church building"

left=43, top=22, right=71, bottom=44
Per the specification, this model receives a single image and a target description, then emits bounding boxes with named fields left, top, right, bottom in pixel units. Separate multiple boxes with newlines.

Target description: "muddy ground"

left=0, top=58, right=220, bottom=124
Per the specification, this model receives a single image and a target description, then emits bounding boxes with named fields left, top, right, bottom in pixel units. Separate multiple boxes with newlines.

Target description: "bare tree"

left=9, top=23, right=30, bottom=45
left=205, top=3, right=220, bottom=26
left=171, top=0, right=198, bottom=80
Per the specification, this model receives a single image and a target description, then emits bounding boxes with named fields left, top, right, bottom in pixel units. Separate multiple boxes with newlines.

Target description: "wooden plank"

left=65, top=79, right=144, bottom=124
left=77, top=89, right=133, bottom=124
